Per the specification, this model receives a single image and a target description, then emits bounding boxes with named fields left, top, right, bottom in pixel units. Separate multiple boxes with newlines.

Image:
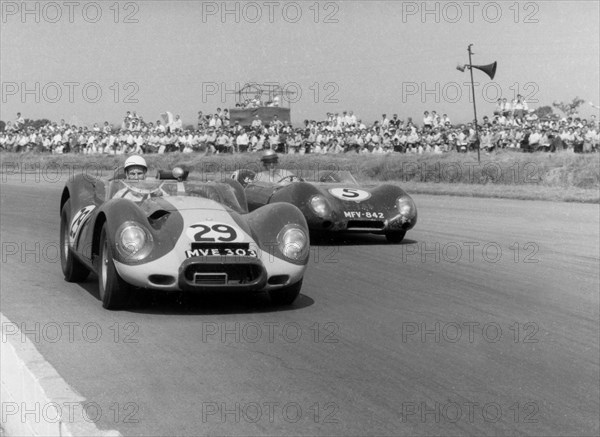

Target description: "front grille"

left=184, top=263, right=262, bottom=285
left=193, top=272, right=227, bottom=285
left=346, top=220, right=385, bottom=230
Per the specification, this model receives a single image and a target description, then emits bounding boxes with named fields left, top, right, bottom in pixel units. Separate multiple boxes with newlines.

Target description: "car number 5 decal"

left=186, top=223, right=241, bottom=242
left=328, top=188, right=372, bottom=202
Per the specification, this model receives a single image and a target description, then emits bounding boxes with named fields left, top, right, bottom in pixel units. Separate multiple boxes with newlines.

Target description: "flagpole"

left=467, top=44, right=481, bottom=163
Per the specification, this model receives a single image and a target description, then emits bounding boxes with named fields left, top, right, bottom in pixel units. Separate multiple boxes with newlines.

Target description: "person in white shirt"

left=15, top=113, right=25, bottom=131
left=527, top=127, right=542, bottom=151
left=431, top=111, right=441, bottom=127
left=51, top=132, right=63, bottom=151
left=16, top=133, right=29, bottom=151
left=155, top=120, right=166, bottom=133
left=271, top=115, right=283, bottom=131
left=197, top=131, right=208, bottom=152
left=157, top=132, right=168, bottom=154
left=512, top=95, right=528, bottom=121
left=348, top=111, right=357, bottom=126
left=42, top=135, right=52, bottom=152
left=236, top=130, right=250, bottom=153
left=381, top=114, right=390, bottom=129
left=423, top=111, right=433, bottom=128
left=251, top=115, right=262, bottom=128
left=170, top=115, right=183, bottom=132
left=133, top=133, right=145, bottom=153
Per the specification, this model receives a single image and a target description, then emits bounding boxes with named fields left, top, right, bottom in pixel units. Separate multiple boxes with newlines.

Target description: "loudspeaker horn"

left=471, top=61, right=497, bottom=80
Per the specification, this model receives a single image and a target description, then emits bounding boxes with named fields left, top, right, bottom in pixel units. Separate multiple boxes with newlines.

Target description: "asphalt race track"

left=1, top=175, right=598, bottom=436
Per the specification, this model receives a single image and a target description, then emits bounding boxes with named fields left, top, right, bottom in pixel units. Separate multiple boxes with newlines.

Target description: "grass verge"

left=1, top=151, right=598, bottom=203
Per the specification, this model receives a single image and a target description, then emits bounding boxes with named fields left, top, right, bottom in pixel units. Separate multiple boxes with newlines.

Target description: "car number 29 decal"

left=328, top=188, right=371, bottom=202
left=69, top=205, right=96, bottom=246
left=186, top=222, right=242, bottom=242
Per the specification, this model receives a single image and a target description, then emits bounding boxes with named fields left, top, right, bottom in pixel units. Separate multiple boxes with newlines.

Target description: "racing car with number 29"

left=60, top=167, right=310, bottom=310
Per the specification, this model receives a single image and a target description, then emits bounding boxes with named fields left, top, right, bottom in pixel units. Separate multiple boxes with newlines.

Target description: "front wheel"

left=268, top=280, right=302, bottom=306
left=60, top=199, right=90, bottom=282
left=385, top=230, right=406, bottom=244
left=98, top=224, right=131, bottom=310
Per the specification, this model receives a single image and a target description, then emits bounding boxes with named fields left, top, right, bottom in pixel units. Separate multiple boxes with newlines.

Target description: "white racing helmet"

left=124, top=155, right=147, bottom=171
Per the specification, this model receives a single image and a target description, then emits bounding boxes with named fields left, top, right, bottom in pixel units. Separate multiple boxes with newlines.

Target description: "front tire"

left=269, top=280, right=302, bottom=306
left=385, top=230, right=406, bottom=244
left=60, top=199, right=89, bottom=282
left=98, top=225, right=131, bottom=310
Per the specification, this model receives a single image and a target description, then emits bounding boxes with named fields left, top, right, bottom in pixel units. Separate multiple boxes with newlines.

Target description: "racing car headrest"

left=156, top=167, right=189, bottom=181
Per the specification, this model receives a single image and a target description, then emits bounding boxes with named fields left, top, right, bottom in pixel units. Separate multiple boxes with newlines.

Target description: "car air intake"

left=184, top=264, right=262, bottom=285
left=193, top=273, right=228, bottom=285
left=149, top=274, right=176, bottom=286
left=268, top=275, right=289, bottom=285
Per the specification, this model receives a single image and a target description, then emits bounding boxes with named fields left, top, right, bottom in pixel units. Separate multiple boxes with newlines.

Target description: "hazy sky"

left=2, top=0, right=599, bottom=126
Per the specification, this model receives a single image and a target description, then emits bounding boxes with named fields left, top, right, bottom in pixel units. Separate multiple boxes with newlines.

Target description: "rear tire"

left=60, top=199, right=90, bottom=282
left=385, top=230, right=406, bottom=244
left=269, top=279, right=302, bottom=306
left=98, top=224, right=131, bottom=310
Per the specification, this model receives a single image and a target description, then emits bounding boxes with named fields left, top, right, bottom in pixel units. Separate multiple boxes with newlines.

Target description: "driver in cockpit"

left=256, top=150, right=300, bottom=184
left=124, top=155, right=148, bottom=181
left=114, top=155, right=167, bottom=200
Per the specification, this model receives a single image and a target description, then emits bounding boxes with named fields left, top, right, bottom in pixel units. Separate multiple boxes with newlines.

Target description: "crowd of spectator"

left=1, top=103, right=599, bottom=155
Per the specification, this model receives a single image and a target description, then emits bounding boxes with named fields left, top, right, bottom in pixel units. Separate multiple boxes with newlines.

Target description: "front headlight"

left=397, top=197, right=417, bottom=219
left=116, top=222, right=154, bottom=261
left=277, top=225, right=309, bottom=261
left=309, top=195, right=330, bottom=217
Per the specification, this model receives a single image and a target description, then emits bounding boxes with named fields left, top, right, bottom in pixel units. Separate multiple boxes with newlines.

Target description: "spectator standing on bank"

left=14, top=113, right=25, bottom=131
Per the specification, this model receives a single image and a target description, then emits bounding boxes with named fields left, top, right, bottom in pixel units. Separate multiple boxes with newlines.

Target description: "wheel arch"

left=60, top=188, right=70, bottom=214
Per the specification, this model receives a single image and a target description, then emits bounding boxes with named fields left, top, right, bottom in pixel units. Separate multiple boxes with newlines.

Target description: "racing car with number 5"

left=60, top=167, right=310, bottom=309
left=232, top=168, right=417, bottom=243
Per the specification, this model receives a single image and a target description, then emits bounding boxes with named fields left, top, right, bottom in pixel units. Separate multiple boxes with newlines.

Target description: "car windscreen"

left=108, top=180, right=174, bottom=198
left=305, top=170, right=358, bottom=184
left=108, top=180, right=245, bottom=212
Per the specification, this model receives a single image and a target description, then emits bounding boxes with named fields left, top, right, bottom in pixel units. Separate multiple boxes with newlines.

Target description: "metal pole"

left=468, top=44, right=481, bottom=163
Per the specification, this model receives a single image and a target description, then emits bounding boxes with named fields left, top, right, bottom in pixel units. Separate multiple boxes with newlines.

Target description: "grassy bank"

left=2, top=151, right=598, bottom=203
